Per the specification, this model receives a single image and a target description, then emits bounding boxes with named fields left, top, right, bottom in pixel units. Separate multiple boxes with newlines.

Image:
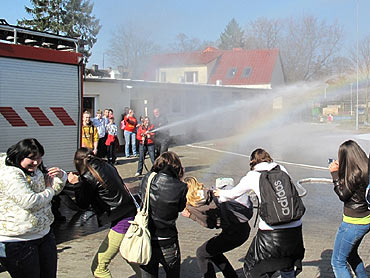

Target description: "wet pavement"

left=1, top=122, right=370, bottom=277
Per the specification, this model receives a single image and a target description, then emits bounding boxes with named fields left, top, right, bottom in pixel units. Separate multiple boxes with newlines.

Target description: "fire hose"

left=295, top=177, right=333, bottom=197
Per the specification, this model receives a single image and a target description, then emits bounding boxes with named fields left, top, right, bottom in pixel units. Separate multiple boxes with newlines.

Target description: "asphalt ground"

left=1, top=122, right=370, bottom=277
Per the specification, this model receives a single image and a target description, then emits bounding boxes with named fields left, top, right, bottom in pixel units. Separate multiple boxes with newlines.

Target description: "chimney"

left=92, top=64, right=99, bottom=71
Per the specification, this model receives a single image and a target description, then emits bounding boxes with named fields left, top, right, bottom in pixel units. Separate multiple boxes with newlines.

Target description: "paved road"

left=1, top=122, right=370, bottom=277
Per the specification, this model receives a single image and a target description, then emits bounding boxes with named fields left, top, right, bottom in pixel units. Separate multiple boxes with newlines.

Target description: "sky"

left=3, top=0, right=370, bottom=68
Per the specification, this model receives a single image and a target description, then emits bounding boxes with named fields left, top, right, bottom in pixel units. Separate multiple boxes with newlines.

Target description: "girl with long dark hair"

left=68, top=148, right=141, bottom=278
left=0, top=138, right=66, bottom=278
left=329, top=140, right=370, bottom=278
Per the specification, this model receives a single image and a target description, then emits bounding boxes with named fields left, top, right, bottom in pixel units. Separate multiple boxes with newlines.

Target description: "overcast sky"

left=3, top=0, right=370, bottom=68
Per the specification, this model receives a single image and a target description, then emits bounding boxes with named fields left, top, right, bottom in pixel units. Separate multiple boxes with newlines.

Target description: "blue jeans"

left=0, top=230, right=57, bottom=278
left=331, top=221, right=370, bottom=278
left=280, top=269, right=295, bottom=278
left=137, top=144, right=155, bottom=174
left=140, top=241, right=181, bottom=278
left=124, top=130, right=137, bottom=157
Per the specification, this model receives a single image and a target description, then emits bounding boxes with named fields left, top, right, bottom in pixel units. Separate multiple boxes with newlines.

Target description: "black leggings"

left=196, top=222, right=250, bottom=278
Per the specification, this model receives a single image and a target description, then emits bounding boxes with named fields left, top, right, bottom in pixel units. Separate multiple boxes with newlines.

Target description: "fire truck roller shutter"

left=0, top=57, right=80, bottom=171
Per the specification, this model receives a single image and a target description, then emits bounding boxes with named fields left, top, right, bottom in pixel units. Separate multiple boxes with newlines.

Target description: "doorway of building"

left=83, top=97, right=95, bottom=116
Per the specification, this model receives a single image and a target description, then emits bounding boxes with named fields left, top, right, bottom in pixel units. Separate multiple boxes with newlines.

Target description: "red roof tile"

left=142, top=48, right=279, bottom=86
left=208, top=49, right=279, bottom=85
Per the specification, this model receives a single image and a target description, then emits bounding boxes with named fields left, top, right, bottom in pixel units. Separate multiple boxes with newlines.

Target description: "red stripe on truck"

left=0, top=107, right=28, bottom=126
left=50, top=107, right=76, bottom=126
left=25, top=107, right=53, bottom=126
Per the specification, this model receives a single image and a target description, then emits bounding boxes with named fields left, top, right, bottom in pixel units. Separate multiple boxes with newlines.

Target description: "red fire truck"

left=0, top=20, right=83, bottom=171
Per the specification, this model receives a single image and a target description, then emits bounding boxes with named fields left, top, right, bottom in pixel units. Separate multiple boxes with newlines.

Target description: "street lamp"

left=350, top=83, right=353, bottom=116
left=355, top=0, right=359, bottom=130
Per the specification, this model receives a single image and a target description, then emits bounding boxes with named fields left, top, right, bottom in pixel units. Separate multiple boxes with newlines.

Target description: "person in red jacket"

left=123, top=109, right=138, bottom=158
left=135, top=117, right=155, bottom=177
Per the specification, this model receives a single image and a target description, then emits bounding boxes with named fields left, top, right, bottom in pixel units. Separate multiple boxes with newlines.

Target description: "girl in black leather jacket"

left=68, top=148, right=141, bottom=278
left=139, top=151, right=187, bottom=278
left=329, top=140, right=370, bottom=278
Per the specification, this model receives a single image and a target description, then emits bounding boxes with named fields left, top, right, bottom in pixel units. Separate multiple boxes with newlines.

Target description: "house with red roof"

left=142, top=47, right=285, bottom=89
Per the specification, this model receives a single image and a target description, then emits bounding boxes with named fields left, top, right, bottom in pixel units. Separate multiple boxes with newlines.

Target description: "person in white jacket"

left=0, top=138, right=67, bottom=278
left=214, top=148, right=305, bottom=278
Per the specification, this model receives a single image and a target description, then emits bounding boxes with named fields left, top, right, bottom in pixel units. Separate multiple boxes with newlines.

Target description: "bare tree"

left=169, top=33, right=201, bottom=52
left=330, top=56, right=353, bottom=78
left=107, top=23, right=160, bottom=77
left=244, top=15, right=344, bottom=83
left=349, top=36, right=370, bottom=121
left=244, top=17, right=284, bottom=49
left=281, top=16, right=343, bottom=83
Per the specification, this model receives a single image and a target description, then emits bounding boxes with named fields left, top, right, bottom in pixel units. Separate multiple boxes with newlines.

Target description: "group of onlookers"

left=82, top=108, right=117, bottom=164
left=121, top=107, right=170, bottom=177
left=82, top=106, right=170, bottom=178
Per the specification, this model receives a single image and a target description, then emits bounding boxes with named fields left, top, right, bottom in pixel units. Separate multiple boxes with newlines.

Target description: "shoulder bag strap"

left=368, top=153, right=370, bottom=185
left=121, top=180, right=140, bottom=209
left=142, top=172, right=157, bottom=213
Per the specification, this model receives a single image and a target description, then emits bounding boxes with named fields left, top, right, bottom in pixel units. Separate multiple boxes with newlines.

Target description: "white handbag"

left=120, top=172, right=156, bottom=265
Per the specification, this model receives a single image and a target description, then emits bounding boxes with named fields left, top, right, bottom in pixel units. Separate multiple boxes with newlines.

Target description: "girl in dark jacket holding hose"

left=328, top=140, right=370, bottom=278
left=68, top=148, right=141, bottom=278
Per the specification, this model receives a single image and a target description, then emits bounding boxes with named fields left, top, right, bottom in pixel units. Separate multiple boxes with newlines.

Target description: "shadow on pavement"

left=184, top=165, right=209, bottom=174
left=52, top=197, right=109, bottom=245
left=303, top=249, right=334, bottom=278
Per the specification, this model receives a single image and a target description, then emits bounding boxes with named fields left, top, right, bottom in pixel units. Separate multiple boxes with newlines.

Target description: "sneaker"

left=135, top=172, right=141, bottom=177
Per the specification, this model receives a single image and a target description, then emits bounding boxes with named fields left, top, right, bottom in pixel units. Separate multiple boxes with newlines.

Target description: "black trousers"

left=0, top=230, right=57, bottom=278
left=140, top=240, right=181, bottom=278
left=196, top=222, right=250, bottom=278
left=96, top=137, right=107, bottom=158
left=154, top=140, right=169, bottom=159
left=106, top=142, right=116, bottom=164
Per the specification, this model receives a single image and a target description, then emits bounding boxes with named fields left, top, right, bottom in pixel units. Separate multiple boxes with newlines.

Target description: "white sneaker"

left=135, top=172, right=140, bottom=177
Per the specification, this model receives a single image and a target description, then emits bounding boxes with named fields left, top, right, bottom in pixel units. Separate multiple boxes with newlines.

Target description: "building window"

left=160, top=72, right=166, bottom=82
left=241, top=67, right=252, bottom=78
left=185, top=71, right=198, bottom=83
left=227, top=67, right=237, bottom=78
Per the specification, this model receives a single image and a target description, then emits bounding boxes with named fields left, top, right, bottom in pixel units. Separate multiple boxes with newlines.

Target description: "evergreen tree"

left=219, top=18, right=245, bottom=50
left=62, top=0, right=101, bottom=62
left=18, top=0, right=100, bottom=63
left=18, top=0, right=65, bottom=34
